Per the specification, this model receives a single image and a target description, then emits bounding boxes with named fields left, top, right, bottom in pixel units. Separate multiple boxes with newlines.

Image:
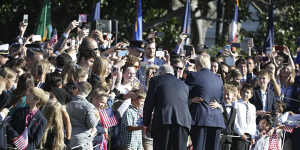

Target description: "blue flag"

left=264, top=1, right=274, bottom=51
left=133, top=0, right=143, bottom=40
left=182, top=0, right=191, bottom=34
left=173, top=0, right=191, bottom=55
left=92, top=1, right=101, bottom=21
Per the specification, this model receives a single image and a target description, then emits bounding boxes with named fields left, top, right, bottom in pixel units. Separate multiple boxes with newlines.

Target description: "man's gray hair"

left=158, top=64, right=174, bottom=75
left=194, top=53, right=211, bottom=69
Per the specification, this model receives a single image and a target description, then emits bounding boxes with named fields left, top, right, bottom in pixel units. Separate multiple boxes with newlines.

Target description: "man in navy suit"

left=143, top=65, right=192, bottom=150
left=185, top=52, right=225, bottom=150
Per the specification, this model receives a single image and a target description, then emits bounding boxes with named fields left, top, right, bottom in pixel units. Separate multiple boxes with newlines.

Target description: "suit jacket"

left=221, top=106, right=236, bottom=145
left=143, top=74, right=192, bottom=135
left=186, top=69, right=225, bottom=128
left=6, top=107, right=47, bottom=150
left=250, top=88, right=277, bottom=113
left=222, top=106, right=236, bottom=135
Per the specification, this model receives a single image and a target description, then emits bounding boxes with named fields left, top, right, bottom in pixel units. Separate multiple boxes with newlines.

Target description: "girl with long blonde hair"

left=40, top=100, right=65, bottom=150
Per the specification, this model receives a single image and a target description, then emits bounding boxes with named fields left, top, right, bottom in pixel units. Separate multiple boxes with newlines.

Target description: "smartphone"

left=32, top=35, right=42, bottom=42
left=275, top=45, right=284, bottom=51
left=248, top=38, right=254, bottom=48
left=23, top=14, right=29, bottom=25
left=156, top=50, right=165, bottom=57
left=118, top=50, right=129, bottom=57
left=78, top=14, right=87, bottom=23
left=184, top=45, right=193, bottom=56
left=231, top=43, right=240, bottom=48
left=224, top=45, right=231, bottom=51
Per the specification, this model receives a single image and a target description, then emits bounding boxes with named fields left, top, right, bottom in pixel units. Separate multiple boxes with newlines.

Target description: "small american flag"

left=268, top=133, right=279, bottom=150
left=283, top=125, right=294, bottom=133
left=94, top=135, right=107, bottom=150
left=13, top=127, right=28, bottom=150
left=49, top=28, right=58, bottom=46
left=99, top=108, right=118, bottom=128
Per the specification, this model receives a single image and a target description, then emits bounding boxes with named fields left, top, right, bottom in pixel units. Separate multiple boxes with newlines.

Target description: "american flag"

left=13, top=127, right=28, bottom=150
left=229, top=0, right=239, bottom=43
left=99, top=108, right=118, bottom=128
left=283, top=125, right=294, bottom=133
left=268, top=133, right=279, bottom=150
left=94, top=135, right=107, bottom=150
left=49, top=28, right=58, bottom=46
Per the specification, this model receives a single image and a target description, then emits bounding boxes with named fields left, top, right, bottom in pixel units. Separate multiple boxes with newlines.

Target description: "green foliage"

left=0, top=0, right=299, bottom=56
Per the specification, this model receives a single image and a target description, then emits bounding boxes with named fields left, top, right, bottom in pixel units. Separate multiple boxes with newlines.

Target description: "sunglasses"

left=174, top=66, right=184, bottom=70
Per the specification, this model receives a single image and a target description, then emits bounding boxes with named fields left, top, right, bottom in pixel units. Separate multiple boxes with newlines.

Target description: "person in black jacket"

left=143, top=64, right=192, bottom=150
left=250, top=70, right=277, bottom=119
left=6, top=87, right=48, bottom=150
left=218, top=84, right=237, bottom=150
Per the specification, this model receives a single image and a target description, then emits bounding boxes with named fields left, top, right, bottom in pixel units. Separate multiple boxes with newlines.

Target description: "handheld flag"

left=229, top=1, right=239, bottom=43
left=133, top=0, right=143, bottom=40
left=36, top=0, right=52, bottom=41
left=13, top=127, right=28, bottom=150
left=99, top=108, right=118, bottom=128
left=264, top=1, right=274, bottom=51
left=173, top=0, right=191, bottom=55
left=49, top=28, right=58, bottom=46
left=283, top=125, right=295, bottom=133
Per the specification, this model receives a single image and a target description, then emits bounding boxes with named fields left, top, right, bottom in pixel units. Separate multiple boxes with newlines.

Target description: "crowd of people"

left=0, top=18, right=299, bottom=150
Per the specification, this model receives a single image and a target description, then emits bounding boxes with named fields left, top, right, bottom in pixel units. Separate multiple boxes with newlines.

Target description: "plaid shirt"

left=120, top=105, right=143, bottom=150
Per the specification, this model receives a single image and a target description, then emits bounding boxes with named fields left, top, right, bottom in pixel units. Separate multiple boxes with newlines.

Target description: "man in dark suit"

left=185, top=53, right=225, bottom=150
left=143, top=64, right=192, bottom=150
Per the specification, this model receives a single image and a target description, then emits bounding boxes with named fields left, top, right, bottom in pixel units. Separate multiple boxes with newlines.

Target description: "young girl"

left=40, top=100, right=65, bottom=150
left=91, top=89, right=110, bottom=150
left=7, top=87, right=49, bottom=150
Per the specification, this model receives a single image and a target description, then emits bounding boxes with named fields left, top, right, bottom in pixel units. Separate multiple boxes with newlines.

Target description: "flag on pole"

left=133, top=0, right=143, bottom=40
left=93, top=1, right=101, bottom=21
left=229, top=0, right=239, bottom=43
left=13, top=127, right=28, bottom=150
left=264, top=0, right=274, bottom=51
left=36, top=0, right=52, bottom=42
left=182, top=0, right=191, bottom=34
left=99, top=108, right=118, bottom=128
left=173, top=0, right=191, bottom=55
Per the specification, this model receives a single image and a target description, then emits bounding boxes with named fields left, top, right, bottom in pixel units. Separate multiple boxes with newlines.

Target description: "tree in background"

left=0, top=0, right=299, bottom=54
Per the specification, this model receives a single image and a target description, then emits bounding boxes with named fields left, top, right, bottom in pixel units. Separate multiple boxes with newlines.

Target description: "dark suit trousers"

left=191, top=126, right=221, bottom=150
left=153, top=124, right=189, bottom=150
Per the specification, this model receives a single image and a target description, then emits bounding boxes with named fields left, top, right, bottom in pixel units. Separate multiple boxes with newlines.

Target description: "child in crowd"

left=232, top=83, right=256, bottom=150
left=120, top=89, right=146, bottom=150
left=251, top=70, right=277, bottom=117
left=213, top=84, right=237, bottom=150
left=7, top=87, right=49, bottom=150
left=90, top=89, right=110, bottom=150
left=40, top=100, right=65, bottom=150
